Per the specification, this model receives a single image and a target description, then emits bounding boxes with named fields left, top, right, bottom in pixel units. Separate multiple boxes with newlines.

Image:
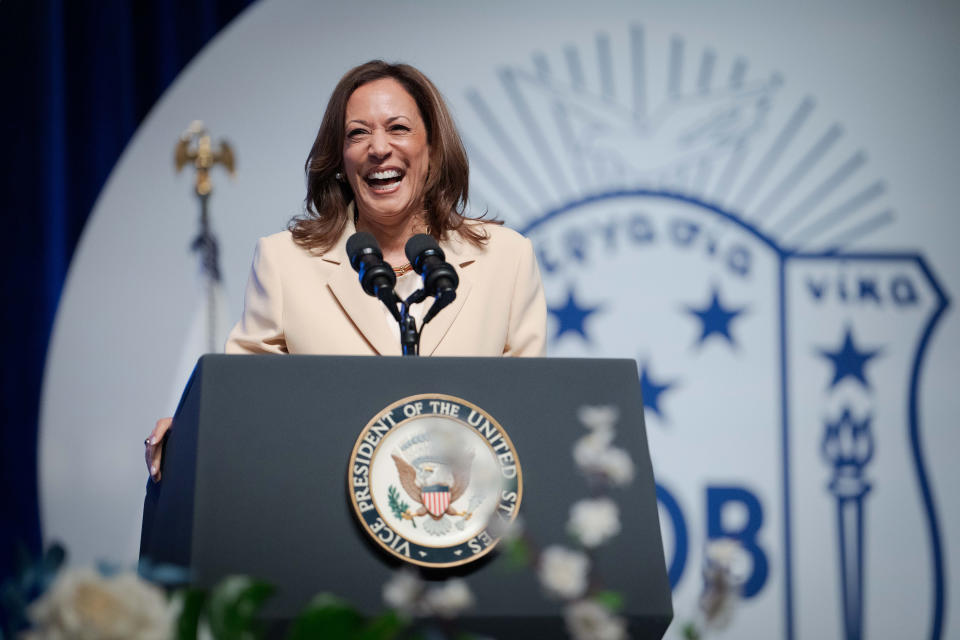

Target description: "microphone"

left=405, top=234, right=458, bottom=322
left=346, top=232, right=400, bottom=319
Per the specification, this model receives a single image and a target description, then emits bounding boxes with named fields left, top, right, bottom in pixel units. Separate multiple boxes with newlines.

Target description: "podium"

left=141, top=355, right=672, bottom=637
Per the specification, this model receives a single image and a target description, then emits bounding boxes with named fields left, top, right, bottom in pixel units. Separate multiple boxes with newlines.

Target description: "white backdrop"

left=40, top=1, right=960, bottom=638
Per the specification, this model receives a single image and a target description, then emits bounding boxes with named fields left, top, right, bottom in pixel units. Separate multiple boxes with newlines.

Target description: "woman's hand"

left=144, top=418, right=173, bottom=482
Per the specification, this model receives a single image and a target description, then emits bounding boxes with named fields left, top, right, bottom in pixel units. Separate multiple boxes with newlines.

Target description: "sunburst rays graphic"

left=462, top=26, right=894, bottom=254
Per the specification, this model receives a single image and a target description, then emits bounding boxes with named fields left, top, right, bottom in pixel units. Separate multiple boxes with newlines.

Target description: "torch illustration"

left=821, top=407, right=874, bottom=640
left=174, top=122, right=235, bottom=353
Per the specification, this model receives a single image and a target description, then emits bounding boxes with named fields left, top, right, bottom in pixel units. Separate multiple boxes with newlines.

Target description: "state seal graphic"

left=348, top=394, right=522, bottom=568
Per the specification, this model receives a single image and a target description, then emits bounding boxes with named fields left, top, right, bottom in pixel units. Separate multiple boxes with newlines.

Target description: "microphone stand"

left=398, top=290, right=427, bottom=356
left=391, top=288, right=453, bottom=357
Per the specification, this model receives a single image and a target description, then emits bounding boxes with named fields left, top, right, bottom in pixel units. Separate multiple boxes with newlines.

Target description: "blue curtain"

left=0, top=0, right=256, bottom=588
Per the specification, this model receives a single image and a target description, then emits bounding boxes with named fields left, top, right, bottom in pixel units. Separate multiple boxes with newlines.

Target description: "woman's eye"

left=347, top=128, right=367, bottom=137
left=390, top=125, right=410, bottom=132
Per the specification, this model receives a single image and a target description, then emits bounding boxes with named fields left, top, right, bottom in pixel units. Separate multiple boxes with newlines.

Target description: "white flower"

left=382, top=569, right=423, bottom=613
left=573, top=435, right=634, bottom=488
left=27, top=568, right=174, bottom=640
left=577, top=405, right=620, bottom=432
left=705, top=538, right=749, bottom=581
left=487, top=514, right=525, bottom=542
left=573, top=430, right=615, bottom=472
left=699, top=538, right=749, bottom=628
left=423, top=579, right=474, bottom=618
left=568, top=498, right=621, bottom=548
left=538, top=546, right=590, bottom=600
left=597, top=447, right=634, bottom=487
left=564, top=599, right=628, bottom=640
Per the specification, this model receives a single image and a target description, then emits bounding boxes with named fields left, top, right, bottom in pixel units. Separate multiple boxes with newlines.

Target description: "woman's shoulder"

left=457, top=219, right=532, bottom=249
left=256, top=229, right=326, bottom=258
left=258, top=229, right=297, bottom=250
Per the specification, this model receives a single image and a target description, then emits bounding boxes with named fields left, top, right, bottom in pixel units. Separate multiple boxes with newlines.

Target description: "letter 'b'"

left=706, top=486, right=769, bottom=598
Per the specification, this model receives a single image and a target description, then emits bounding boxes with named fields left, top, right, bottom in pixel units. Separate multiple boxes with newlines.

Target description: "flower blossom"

left=568, top=498, right=622, bottom=548
left=699, top=538, right=749, bottom=629
left=573, top=430, right=616, bottom=470
left=572, top=407, right=634, bottom=487
left=538, top=546, right=590, bottom=600
left=382, top=569, right=423, bottom=613
left=599, top=447, right=635, bottom=487
left=564, top=599, right=628, bottom=640
left=577, top=405, right=620, bottom=432
left=27, top=568, right=174, bottom=640
left=423, top=579, right=475, bottom=618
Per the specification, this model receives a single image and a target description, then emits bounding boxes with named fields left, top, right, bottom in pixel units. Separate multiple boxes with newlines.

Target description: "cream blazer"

left=225, top=217, right=547, bottom=357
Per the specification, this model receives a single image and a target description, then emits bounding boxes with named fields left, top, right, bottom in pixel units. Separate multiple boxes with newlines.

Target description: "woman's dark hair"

left=290, top=60, right=493, bottom=252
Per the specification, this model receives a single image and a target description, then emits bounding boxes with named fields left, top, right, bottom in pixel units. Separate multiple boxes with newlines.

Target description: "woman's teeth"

left=365, top=169, right=404, bottom=190
left=368, top=169, right=401, bottom=180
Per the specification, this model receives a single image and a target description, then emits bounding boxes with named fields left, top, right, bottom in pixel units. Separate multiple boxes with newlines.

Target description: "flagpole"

left=174, top=121, right=235, bottom=353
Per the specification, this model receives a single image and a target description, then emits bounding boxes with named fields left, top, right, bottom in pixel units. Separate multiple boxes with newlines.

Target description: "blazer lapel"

left=322, top=216, right=401, bottom=356
left=418, top=231, right=482, bottom=356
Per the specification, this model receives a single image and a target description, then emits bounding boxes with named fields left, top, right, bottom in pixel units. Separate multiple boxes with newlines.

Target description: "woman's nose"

left=368, top=128, right=391, bottom=159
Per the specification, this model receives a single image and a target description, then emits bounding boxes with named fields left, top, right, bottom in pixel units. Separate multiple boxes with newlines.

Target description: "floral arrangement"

left=1, top=404, right=661, bottom=640
left=529, top=405, right=636, bottom=640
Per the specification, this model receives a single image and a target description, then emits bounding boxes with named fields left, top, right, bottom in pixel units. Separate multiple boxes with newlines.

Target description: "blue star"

left=548, top=286, right=602, bottom=342
left=685, top=287, right=746, bottom=347
left=639, top=362, right=677, bottom=421
left=818, top=327, right=882, bottom=389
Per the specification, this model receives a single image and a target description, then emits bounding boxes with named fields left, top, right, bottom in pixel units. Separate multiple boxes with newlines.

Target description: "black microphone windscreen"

left=405, top=233, right=443, bottom=265
left=346, top=232, right=381, bottom=269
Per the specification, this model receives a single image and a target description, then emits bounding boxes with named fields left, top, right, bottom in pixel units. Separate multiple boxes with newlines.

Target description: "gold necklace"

left=393, top=263, right=414, bottom=276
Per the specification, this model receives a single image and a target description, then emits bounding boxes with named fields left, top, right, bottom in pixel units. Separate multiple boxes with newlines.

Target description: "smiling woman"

left=293, top=61, right=486, bottom=266
left=144, top=60, right=547, bottom=481
left=341, top=77, right=432, bottom=256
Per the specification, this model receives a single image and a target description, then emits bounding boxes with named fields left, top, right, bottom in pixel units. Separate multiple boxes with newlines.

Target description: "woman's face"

left=342, top=78, right=430, bottom=226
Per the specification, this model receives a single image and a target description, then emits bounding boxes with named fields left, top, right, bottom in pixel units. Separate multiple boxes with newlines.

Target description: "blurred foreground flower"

left=573, top=405, right=634, bottom=487
left=25, top=568, right=174, bottom=640
left=382, top=570, right=423, bottom=613
left=568, top=498, right=622, bottom=548
left=382, top=570, right=474, bottom=619
left=573, top=429, right=615, bottom=468
left=699, top=538, right=748, bottom=629
left=681, top=538, right=750, bottom=639
left=564, top=599, right=627, bottom=640
left=538, top=546, right=590, bottom=600
left=577, top=406, right=620, bottom=432
left=423, top=579, right=474, bottom=618
left=597, top=447, right=634, bottom=486
left=486, top=513, right=525, bottom=543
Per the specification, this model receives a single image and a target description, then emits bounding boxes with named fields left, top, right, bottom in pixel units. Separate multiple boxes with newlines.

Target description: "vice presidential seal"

left=348, top=394, right=522, bottom=568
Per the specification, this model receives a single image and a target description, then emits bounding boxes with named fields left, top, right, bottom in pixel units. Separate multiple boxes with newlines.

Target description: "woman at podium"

left=145, top=60, right=547, bottom=481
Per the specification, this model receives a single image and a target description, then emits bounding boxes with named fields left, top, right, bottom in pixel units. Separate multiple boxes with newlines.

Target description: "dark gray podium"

left=140, top=355, right=672, bottom=637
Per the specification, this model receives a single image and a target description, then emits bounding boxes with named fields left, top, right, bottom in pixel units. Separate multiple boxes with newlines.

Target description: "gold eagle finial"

left=174, top=120, right=235, bottom=197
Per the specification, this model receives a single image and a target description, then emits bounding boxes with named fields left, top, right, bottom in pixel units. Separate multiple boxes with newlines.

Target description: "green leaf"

left=172, top=587, right=207, bottom=640
left=681, top=621, right=701, bottom=640
left=502, top=538, right=530, bottom=570
left=593, top=590, right=624, bottom=613
left=207, top=575, right=275, bottom=640
left=286, top=593, right=364, bottom=640
left=356, top=610, right=406, bottom=640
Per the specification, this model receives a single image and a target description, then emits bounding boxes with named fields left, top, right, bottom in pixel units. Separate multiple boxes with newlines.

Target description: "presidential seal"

left=347, top=394, right=522, bottom=568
